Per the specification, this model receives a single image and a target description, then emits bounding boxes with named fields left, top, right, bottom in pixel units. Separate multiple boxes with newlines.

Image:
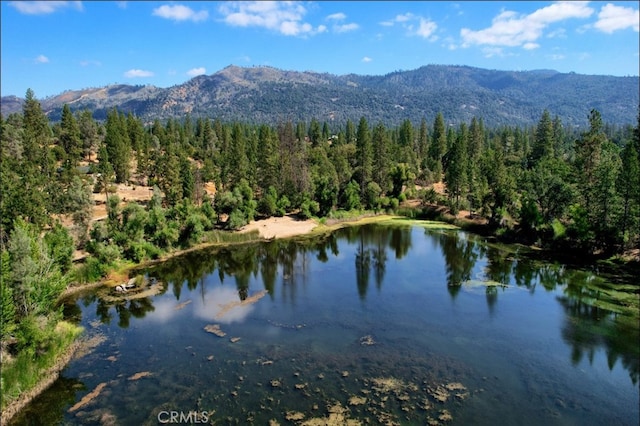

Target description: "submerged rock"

left=204, top=324, right=226, bottom=337
left=285, top=411, right=305, bottom=421
left=174, top=300, right=192, bottom=310
left=348, top=395, right=367, bottom=406
left=359, top=335, right=375, bottom=346
left=128, top=371, right=152, bottom=381
left=68, top=382, right=107, bottom=413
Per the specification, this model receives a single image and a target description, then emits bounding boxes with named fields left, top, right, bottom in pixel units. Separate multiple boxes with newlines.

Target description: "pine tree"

left=257, top=125, right=279, bottom=193
left=308, top=118, right=321, bottom=147
left=228, top=123, right=249, bottom=188
left=180, top=157, right=195, bottom=202
left=21, top=89, right=50, bottom=165
left=372, top=122, right=390, bottom=193
left=575, top=109, right=606, bottom=215
left=77, top=109, right=100, bottom=160
left=418, top=118, right=429, bottom=175
left=59, top=104, right=82, bottom=169
left=428, top=112, right=446, bottom=179
left=356, top=116, right=373, bottom=199
left=530, top=109, right=554, bottom=167
left=445, top=123, right=468, bottom=214
left=104, top=109, right=131, bottom=183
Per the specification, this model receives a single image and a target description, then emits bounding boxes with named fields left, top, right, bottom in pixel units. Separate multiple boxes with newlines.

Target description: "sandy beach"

left=240, top=216, right=318, bottom=239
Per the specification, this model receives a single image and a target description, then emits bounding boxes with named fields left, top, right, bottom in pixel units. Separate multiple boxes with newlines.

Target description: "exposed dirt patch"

left=240, top=216, right=318, bottom=240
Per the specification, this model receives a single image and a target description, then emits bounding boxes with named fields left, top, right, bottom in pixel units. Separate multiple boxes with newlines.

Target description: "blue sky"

left=1, top=1, right=638, bottom=98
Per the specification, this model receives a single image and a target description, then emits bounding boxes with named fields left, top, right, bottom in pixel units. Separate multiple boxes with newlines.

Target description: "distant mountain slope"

left=2, top=65, right=638, bottom=127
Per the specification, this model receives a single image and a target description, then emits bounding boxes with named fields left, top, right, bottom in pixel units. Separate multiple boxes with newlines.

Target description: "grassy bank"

left=1, top=321, right=83, bottom=424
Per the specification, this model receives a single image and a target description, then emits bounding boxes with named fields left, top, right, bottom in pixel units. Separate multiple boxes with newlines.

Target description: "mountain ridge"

left=2, top=64, right=638, bottom=127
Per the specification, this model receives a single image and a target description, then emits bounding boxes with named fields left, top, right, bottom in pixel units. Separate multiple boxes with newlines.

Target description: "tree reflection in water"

left=68, top=223, right=638, bottom=386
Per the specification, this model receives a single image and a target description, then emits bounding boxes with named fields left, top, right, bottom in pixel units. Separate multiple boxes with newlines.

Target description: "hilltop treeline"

left=2, top=90, right=639, bottom=254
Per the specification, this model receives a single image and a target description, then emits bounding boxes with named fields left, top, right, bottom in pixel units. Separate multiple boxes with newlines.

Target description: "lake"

left=10, top=222, right=639, bottom=425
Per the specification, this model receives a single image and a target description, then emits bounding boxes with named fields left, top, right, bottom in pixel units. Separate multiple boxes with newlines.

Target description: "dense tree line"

left=2, top=92, right=639, bottom=254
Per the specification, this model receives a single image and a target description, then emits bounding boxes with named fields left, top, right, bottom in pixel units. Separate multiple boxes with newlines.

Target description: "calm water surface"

left=12, top=223, right=640, bottom=425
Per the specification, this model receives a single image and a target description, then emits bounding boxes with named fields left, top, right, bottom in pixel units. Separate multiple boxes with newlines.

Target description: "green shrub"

left=299, top=199, right=320, bottom=219
left=227, top=209, right=247, bottom=230
left=73, top=257, right=106, bottom=283
left=551, top=219, right=566, bottom=239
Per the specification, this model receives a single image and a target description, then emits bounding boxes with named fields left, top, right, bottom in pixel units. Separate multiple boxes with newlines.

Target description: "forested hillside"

left=2, top=65, right=638, bottom=127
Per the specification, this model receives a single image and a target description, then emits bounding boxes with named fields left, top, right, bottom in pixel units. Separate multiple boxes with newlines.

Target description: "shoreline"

left=1, top=340, right=81, bottom=426
left=0, top=213, right=400, bottom=423
left=5, top=212, right=636, bottom=422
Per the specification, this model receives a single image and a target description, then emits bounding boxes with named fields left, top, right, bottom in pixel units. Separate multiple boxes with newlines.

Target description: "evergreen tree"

left=467, top=117, right=485, bottom=213
left=180, top=157, right=195, bottom=202
left=398, top=119, right=415, bottom=167
left=445, top=123, right=468, bottom=214
left=345, top=119, right=356, bottom=145
left=355, top=116, right=373, bottom=199
left=104, top=109, right=131, bottom=183
left=21, top=89, right=50, bottom=165
left=257, top=125, right=280, bottom=193
left=372, top=122, right=390, bottom=192
left=618, top=139, right=640, bottom=241
left=418, top=118, right=429, bottom=176
left=428, top=112, right=446, bottom=179
left=308, top=118, right=321, bottom=147
left=158, top=142, right=182, bottom=206
left=59, top=104, right=82, bottom=169
left=530, top=109, right=554, bottom=167
left=592, top=140, right=621, bottom=249
left=77, top=109, right=100, bottom=160
left=574, top=109, right=606, bottom=216
left=322, top=121, right=330, bottom=144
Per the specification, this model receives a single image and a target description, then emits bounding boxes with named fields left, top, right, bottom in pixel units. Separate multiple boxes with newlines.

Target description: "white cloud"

left=380, top=13, right=414, bottom=26
left=334, top=22, right=359, bottom=33
left=461, top=1, right=593, bottom=48
left=116, top=1, right=127, bottom=9
left=362, top=56, right=372, bottom=63
left=80, top=59, right=101, bottom=67
left=548, top=54, right=566, bottom=60
left=523, top=42, right=540, bottom=50
left=325, top=12, right=358, bottom=33
left=594, top=3, right=639, bottom=33
left=186, top=67, right=206, bottom=77
left=124, top=69, right=154, bottom=78
left=34, top=54, right=49, bottom=63
left=219, top=1, right=324, bottom=37
left=380, top=12, right=438, bottom=40
left=9, top=1, right=82, bottom=15
left=152, top=4, right=208, bottom=22
left=546, top=28, right=567, bottom=38
left=416, top=18, right=437, bottom=39
left=326, top=12, right=346, bottom=21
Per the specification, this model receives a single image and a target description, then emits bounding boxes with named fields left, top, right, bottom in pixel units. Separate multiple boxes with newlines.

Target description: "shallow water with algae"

left=10, top=224, right=639, bottom=425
